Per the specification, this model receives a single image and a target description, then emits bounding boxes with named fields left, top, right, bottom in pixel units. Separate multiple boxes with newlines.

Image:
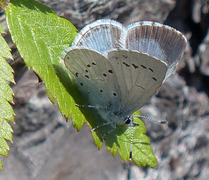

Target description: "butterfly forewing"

left=64, top=48, right=122, bottom=112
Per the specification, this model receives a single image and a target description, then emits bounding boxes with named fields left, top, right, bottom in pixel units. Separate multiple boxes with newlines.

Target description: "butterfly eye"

left=125, top=118, right=131, bottom=125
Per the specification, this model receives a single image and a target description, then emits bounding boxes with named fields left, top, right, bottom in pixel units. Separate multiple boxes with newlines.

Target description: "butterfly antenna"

left=135, top=115, right=167, bottom=124
left=129, top=124, right=134, bottom=160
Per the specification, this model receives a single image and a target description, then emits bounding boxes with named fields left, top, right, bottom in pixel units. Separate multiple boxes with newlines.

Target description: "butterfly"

left=63, top=19, right=187, bottom=136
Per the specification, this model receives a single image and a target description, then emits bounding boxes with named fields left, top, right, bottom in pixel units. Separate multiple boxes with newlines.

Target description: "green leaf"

left=90, top=110, right=157, bottom=167
left=6, top=0, right=157, bottom=167
left=0, top=23, right=14, bottom=170
left=6, top=0, right=85, bottom=130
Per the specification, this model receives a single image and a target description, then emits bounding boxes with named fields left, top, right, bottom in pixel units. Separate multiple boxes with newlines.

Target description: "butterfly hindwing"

left=73, top=19, right=125, bottom=53
left=126, top=21, right=187, bottom=80
left=108, top=50, right=167, bottom=116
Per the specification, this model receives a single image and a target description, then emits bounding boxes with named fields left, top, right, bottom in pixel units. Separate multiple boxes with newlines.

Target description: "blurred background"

left=0, top=0, right=209, bottom=179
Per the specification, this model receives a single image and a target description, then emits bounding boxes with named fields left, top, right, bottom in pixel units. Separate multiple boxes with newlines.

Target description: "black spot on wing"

left=132, top=63, right=138, bottom=69
left=94, top=27, right=99, bottom=31
left=66, top=56, right=70, bottom=60
left=85, top=32, right=90, bottom=38
left=102, top=25, right=109, bottom=29
left=123, top=62, right=130, bottom=67
left=108, top=70, right=113, bottom=74
left=78, top=41, right=83, bottom=46
left=141, top=65, right=147, bottom=69
left=152, top=77, right=157, bottom=81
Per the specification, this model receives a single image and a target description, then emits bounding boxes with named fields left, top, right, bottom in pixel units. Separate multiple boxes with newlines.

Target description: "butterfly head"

left=108, top=111, right=135, bottom=127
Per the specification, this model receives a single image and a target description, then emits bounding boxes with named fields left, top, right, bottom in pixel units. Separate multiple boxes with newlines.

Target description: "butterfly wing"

left=125, top=21, right=187, bottom=81
left=63, top=47, right=122, bottom=113
left=72, top=19, right=125, bottom=55
left=108, top=50, right=167, bottom=116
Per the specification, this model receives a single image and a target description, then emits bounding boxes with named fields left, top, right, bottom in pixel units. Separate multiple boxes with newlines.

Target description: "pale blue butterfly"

left=63, top=19, right=187, bottom=137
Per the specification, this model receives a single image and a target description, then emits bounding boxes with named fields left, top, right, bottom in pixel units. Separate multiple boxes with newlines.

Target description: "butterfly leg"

left=91, top=121, right=116, bottom=140
left=76, top=104, right=102, bottom=109
left=91, top=121, right=112, bottom=132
